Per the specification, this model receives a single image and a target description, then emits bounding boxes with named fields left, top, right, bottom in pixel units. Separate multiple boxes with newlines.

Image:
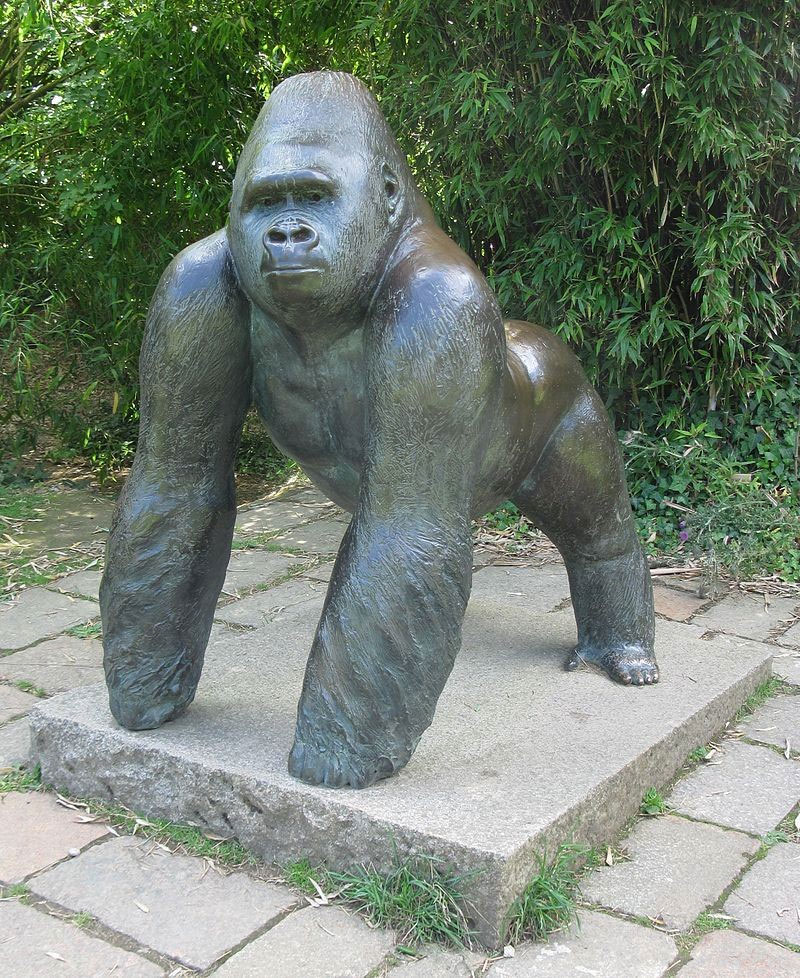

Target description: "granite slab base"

left=30, top=589, right=772, bottom=947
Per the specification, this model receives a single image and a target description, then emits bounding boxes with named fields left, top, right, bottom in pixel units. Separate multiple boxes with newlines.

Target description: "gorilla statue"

left=100, top=71, right=657, bottom=789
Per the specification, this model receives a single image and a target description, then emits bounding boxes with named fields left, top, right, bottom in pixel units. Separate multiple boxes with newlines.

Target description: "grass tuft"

left=66, top=621, right=103, bottom=639
left=13, top=679, right=47, bottom=698
left=0, top=765, right=42, bottom=794
left=504, top=843, right=595, bottom=945
left=735, top=676, right=787, bottom=721
left=639, top=788, right=669, bottom=817
left=284, top=855, right=474, bottom=948
left=72, top=911, right=93, bottom=928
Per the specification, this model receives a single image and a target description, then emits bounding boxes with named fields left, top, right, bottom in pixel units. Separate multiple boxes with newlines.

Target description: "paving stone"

left=582, top=814, right=758, bottom=929
left=235, top=497, right=334, bottom=536
left=0, top=791, right=110, bottom=883
left=0, top=683, right=39, bottom=722
left=6, top=489, right=114, bottom=552
left=723, top=842, right=800, bottom=946
left=487, top=910, right=677, bottom=977
left=470, top=563, right=570, bottom=615
left=30, top=835, right=297, bottom=969
left=214, top=576, right=327, bottom=628
left=301, top=559, right=335, bottom=583
left=667, top=740, right=800, bottom=835
left=0, top=716, right=30, bottom=768
left=0, top=900, right=164, bottom=977
left=212, top=905, right=394, bottom=977
left=390, top=948, right=481, bottom=977
left=0, top=588, right=98, bottom=650
left=740, top=693, right=800, bottom=753
left=220, top=550, right=297, bottom=598
left=653, top=584, right=707, bottom=622
left=678, top=928, right=800, bottom=977
left=693, top=592, right=798, bottom=643
left=46, top=567, right=103, bottom=601
left=270, top=517, right=350, bottom=554
left=281, top=484, right=340, bottom=508
left=773, top=648, right=800, bottom=685
left=0, top=636, right=103, bottom=694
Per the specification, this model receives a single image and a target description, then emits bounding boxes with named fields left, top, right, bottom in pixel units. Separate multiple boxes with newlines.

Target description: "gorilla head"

left=228, top=72, right=427, bottom=321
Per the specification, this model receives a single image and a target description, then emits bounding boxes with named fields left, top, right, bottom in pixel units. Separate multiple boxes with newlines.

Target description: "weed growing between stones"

left=1, top=883, right=31, bottom=902
left=735, top=676, right=788, bottom=721
left=639, top=788, right=669, bottom=817
left=504, top=843, right=597, bottom=945
left=675, top=910, right=734, bottom=954
left=72, top=910, right=93, bottom=928
left=283, top=855, right=474, bottom=949
left=66, top=621, right=103, bottom=639
left=12, top=679, right=47, bottom=698
left=0, top=764, right=41, bottom=794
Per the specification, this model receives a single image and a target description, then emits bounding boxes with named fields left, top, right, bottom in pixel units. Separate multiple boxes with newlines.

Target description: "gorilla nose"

left=263, top=221, right=319, bottom=250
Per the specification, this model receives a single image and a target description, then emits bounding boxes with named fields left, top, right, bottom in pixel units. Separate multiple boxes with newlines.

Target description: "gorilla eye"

left=307, top=191, right=323, bottom=203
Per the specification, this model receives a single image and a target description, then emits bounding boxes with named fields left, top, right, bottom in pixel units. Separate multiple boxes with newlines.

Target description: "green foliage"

left=505, top=843, right=595, bottom=944
left=639, top=787, right=668, bottom=816
left=735, top=676, right=787, bottom=720
left=284, top=855, right=474, bottom=948
left=2, top=2, right=799, bottom=572
left=66, top=621, right=103, bottom=639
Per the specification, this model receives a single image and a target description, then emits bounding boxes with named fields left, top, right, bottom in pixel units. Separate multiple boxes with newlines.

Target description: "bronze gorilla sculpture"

left=100, top=71, right=657, bottom=789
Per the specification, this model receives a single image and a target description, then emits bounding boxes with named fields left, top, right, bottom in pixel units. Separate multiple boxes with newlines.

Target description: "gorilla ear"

left=382, top=163, right=401, bottom=216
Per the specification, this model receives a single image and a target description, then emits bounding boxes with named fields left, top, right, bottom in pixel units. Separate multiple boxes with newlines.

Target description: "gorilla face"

left=229, top=130, right=401, bottom=323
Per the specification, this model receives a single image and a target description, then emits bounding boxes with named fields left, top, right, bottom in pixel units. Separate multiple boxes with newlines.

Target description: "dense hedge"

left=2, top=3, right=799, bottom=532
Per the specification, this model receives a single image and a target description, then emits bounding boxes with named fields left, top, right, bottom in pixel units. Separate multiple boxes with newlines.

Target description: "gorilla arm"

left=99, top=230, right=252, bottom=730
left=288, top=268, right=504, bottom=788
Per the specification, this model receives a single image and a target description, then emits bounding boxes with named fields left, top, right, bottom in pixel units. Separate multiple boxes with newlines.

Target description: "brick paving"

left=1, top=483, right=799, bottom=976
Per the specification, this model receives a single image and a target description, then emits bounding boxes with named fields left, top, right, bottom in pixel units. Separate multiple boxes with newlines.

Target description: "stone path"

left=1, top=483, right=800, bottom=976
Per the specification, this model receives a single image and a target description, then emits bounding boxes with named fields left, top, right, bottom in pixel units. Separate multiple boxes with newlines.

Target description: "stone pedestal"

left=31, top=589, right=772, bottom=947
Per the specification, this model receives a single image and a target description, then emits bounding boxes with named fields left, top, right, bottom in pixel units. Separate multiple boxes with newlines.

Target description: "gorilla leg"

left=511, top=390, right=657, bottom=685
left=100, top=232, right=251, bottom=729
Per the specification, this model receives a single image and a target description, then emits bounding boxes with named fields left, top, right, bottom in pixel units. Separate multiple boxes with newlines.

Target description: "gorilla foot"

left=565, top=645, right=659, bottom=686
left=106, top=654, right=201, bottom=730
left=288, top=686, right=419, bottom=789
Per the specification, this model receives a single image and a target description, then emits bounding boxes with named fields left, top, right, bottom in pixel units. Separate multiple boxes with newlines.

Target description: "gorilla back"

left=100, top=71, right=657, bottom=789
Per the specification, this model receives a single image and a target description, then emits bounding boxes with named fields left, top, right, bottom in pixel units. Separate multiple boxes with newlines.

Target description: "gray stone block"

left=1, top=900, right=163, bottom=977
left=678, top=928, right=800, bottom=978
left=270, top=518, right=350, bottom=554
left=773, top=648, right=800, bottom=686
left=0, top=588, right=98, bottom=651
left=582, top=815, right=758, bottom=929
left=470, top=564, right=570, bottom=615
left=212, top=905, right=394, bottom=977
left=0, top=636, right=103, bottom=694
left=214, top=577, right=328, bottom=628
left=0, top=791, right=110, bottom=884
left=0, top=683, right=39, bottom=722
left=740, top=693, right=800, bottom=753
left=694, top=593, right=798, bottom=643
left=0, top=716, right=30, bottom=768
left=47, top=567, right=103, bottom=601
left=668, top=741, right=800, bottom=835
left=235, top=497, right=334, bottom=536
left=488, top=910, right=677, bottom=977
left=220, top=550, right=296, bottom=598
left=31, top=596, right=773, bottom=947
left=723, top=842, right=800, bottom=946
left=30, top=835, right=297, bottom=970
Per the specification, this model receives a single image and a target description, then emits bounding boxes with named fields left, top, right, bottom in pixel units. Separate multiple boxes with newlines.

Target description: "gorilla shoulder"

left=378, top=226, right=503, bottom=353
left=153, top=228, right=242, bottom=314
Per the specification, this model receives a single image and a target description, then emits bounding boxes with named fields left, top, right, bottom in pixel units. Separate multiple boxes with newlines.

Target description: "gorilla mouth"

left=267, top=267, right=321, bottom=273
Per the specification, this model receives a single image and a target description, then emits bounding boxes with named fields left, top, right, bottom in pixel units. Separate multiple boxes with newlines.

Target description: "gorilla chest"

left=250, top=323, right=366, bottom=490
